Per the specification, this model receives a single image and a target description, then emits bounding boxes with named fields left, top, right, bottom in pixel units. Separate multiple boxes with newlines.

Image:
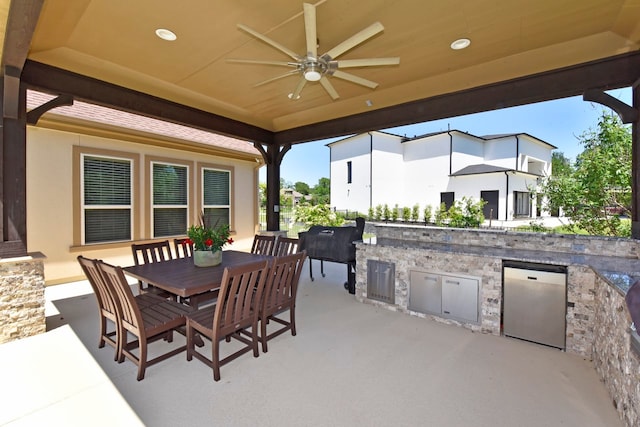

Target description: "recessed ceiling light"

left=288, top=93, right=301, bottom=100
left=450, top=38, right=471, bottom=50
left=155, top=28, right=177, bottom=41
left=365, top=100, right=373, bottom=107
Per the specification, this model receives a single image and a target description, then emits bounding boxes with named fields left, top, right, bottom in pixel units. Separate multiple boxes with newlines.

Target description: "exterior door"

left=481, top=190, right=499, bottom=220
left=440, top=192, right=454, bottom=210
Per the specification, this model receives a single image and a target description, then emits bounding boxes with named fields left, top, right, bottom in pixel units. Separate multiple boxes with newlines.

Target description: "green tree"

left=258, top=182, right=267, bottom=207
left=294, top=181, right=311, bottom=195
left=551, top=151, right=573, bottom=177
left=539, top=112, right=631, bottom=236
left=311, top=177, right=330, bottom=205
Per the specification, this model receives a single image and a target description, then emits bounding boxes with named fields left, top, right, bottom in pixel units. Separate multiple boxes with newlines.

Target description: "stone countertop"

left=366, top=237, right=640, bottom=294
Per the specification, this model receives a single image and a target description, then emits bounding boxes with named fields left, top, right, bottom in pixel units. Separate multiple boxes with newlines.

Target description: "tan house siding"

left=27, top=126, right=260, bottom=285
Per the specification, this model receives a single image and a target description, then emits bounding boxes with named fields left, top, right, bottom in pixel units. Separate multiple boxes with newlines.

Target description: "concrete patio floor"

left=2, top=260, right=622, bottom=426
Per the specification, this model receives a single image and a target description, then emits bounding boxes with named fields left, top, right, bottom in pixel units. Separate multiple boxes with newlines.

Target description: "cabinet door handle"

left=445, top=280, right=460, bottom=285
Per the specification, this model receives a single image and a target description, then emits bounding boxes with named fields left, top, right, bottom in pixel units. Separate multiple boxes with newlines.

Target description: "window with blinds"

left=152, top=162, right=188, bottom=237
left=82, top=155, right=132, bottom=244
left=202, top=168, right=230, bottom=228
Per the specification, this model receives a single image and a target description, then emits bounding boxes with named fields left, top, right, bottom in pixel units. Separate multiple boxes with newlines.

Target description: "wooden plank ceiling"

left=11, top=0, right=640, bottom=143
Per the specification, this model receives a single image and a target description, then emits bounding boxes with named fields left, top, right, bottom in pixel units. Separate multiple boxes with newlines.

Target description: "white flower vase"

left=193, top=249, right=222, bottom=267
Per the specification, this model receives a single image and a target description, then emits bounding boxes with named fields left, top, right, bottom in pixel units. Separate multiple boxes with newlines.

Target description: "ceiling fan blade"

left=227, top=59, right=296, bottom=67
left=332, top=70, right=379, bottom=89
left=337, top=57, right=400, bottom=68
left=319, top=76, right=339, bottom=100
left=237, top=23, right=299, bottom=61
left=289, top=76, right=307, bottom=100
left=324, top=22, right=385, bottom=59
left=303, top=3, right=317, bottom=58
left=254, top=70, right=299, bottom=87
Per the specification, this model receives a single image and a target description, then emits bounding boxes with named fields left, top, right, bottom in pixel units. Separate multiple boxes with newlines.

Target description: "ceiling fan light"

left=304, top=69, right=322, bottom=81
left=450, top=38, right=471, bottom=50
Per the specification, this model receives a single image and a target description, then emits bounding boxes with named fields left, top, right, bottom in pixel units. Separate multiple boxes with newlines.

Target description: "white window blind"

left=82, top=155, right=132, bottom=244
left=202, top=168, right=230, bottom=228
left=153, top=162, right=188, bottom=237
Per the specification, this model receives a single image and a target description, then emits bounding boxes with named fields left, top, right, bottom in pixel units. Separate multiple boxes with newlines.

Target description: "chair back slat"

left=214, top=260, right=269, bottom=337
left=132, top=241, right=173, bottom=265
left=250, top=234, right=276, bottom=255
left=98, top=261, right=144, bottom=335
left=273, top=237, right=299, bottom=257
left=77, top=256, right=118, bottom=318
left=263, top=251, right=306, bottom=313
left=173, top=238, right=193, bottom=258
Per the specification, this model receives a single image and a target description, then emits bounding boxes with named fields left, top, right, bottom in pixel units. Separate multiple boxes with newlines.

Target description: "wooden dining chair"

left=250, top=234, right=276, bottom=255
left=77, top=255, right=121, bottom=360
left=272, top=236, right=299, bottom=257
left=186, top=259, right=270, bottom=381
left=78, top=256, right=172, bottom=361
left=97, top=260, right=192, bottom=381
left=173, top=238, right=193, bottom=258
left=131, top=240, right=175, bottom=298
left=256, top=251, right=306, bottom=352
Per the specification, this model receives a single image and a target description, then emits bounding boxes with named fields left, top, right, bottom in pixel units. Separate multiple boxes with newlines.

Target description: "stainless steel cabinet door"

left=409, top=271, right=442, bottom=314
left=441, top=275, right=479, bottom=323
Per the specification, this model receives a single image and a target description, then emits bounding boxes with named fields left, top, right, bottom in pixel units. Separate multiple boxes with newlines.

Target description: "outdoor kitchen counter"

left=369, top=237, right=640, bottom=294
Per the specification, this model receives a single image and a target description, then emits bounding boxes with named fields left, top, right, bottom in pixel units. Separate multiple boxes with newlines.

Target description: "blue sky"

left=261, top=87, right=632, bottom=186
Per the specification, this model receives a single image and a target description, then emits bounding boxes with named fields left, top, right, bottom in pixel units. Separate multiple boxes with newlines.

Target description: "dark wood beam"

left=27, top=94, right=74, bottom=125
left=583, top=89, right=639, bottom=124
left=274, top=51, right=640, bottom=145
left=21, top=60, right=274, bottom=145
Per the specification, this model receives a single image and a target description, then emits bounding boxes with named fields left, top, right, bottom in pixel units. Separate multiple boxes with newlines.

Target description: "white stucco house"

left=328, top=130, right=556, bottom=222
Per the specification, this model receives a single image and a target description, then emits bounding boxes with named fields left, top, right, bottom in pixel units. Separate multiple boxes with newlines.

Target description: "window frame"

left=514, top=191, right=531, bottom=217
left=197, top=163, right=234, bottom=231
left=73, top=146, right=140, bottom=247
left=146, top=157, right=194, bottom=239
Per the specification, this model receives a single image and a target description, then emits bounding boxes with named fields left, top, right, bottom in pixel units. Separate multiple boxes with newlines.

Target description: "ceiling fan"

left=227, top=2, right=400, bottom=100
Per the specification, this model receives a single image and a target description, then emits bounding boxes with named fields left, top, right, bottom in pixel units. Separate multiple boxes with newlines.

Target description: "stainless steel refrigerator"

left=503, top=261, right=567, bottom=349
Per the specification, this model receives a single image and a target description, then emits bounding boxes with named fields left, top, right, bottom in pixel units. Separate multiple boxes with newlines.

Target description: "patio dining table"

left=123, top=250, right=271, bottom=307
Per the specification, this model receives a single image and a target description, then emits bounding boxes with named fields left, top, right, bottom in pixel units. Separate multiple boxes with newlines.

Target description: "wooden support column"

left=254, top=141, right=291, bottom=231
left=0, top=82, right=28, bottom=257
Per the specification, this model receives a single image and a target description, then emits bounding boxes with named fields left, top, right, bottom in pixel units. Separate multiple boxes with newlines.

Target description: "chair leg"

left=309, top=259, right=314, bottom=281
left=212, top=339, right=221, bottom=382
left=290, top=306, right=297, bottom=336
left=186, top=323, right=194, bottom=361
left=98, top=317, right=106, bottom=349
left=261, top=317, right=269, bottom=353
left=137, top=339, right=147, bottom=381
left=252, top=322, right=260, bottom=358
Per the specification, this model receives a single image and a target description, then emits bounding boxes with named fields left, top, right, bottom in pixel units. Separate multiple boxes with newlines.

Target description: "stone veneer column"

left=592, top=274, right=640, bottom=427
left=0, top=253, right=46, bottom=343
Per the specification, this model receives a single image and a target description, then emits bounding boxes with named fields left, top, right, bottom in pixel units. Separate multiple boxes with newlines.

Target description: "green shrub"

left=411, top=204, right=420, bottom=222
left=423, top=205, right=433, bottom=224
left=391, top=204, right=399, bottom=222
left=293, top=204, right=344, bottom=228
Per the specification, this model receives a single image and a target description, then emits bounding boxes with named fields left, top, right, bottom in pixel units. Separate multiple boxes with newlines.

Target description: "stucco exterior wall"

left=27, top=127, right=259, bottom=284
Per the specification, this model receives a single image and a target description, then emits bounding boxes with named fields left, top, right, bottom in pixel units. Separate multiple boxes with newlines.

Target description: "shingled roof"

left=26, top=91, right=260, bottom=157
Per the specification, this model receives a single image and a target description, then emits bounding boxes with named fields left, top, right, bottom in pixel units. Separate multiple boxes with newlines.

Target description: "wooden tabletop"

left=123, top=250, right=271, bottom=298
